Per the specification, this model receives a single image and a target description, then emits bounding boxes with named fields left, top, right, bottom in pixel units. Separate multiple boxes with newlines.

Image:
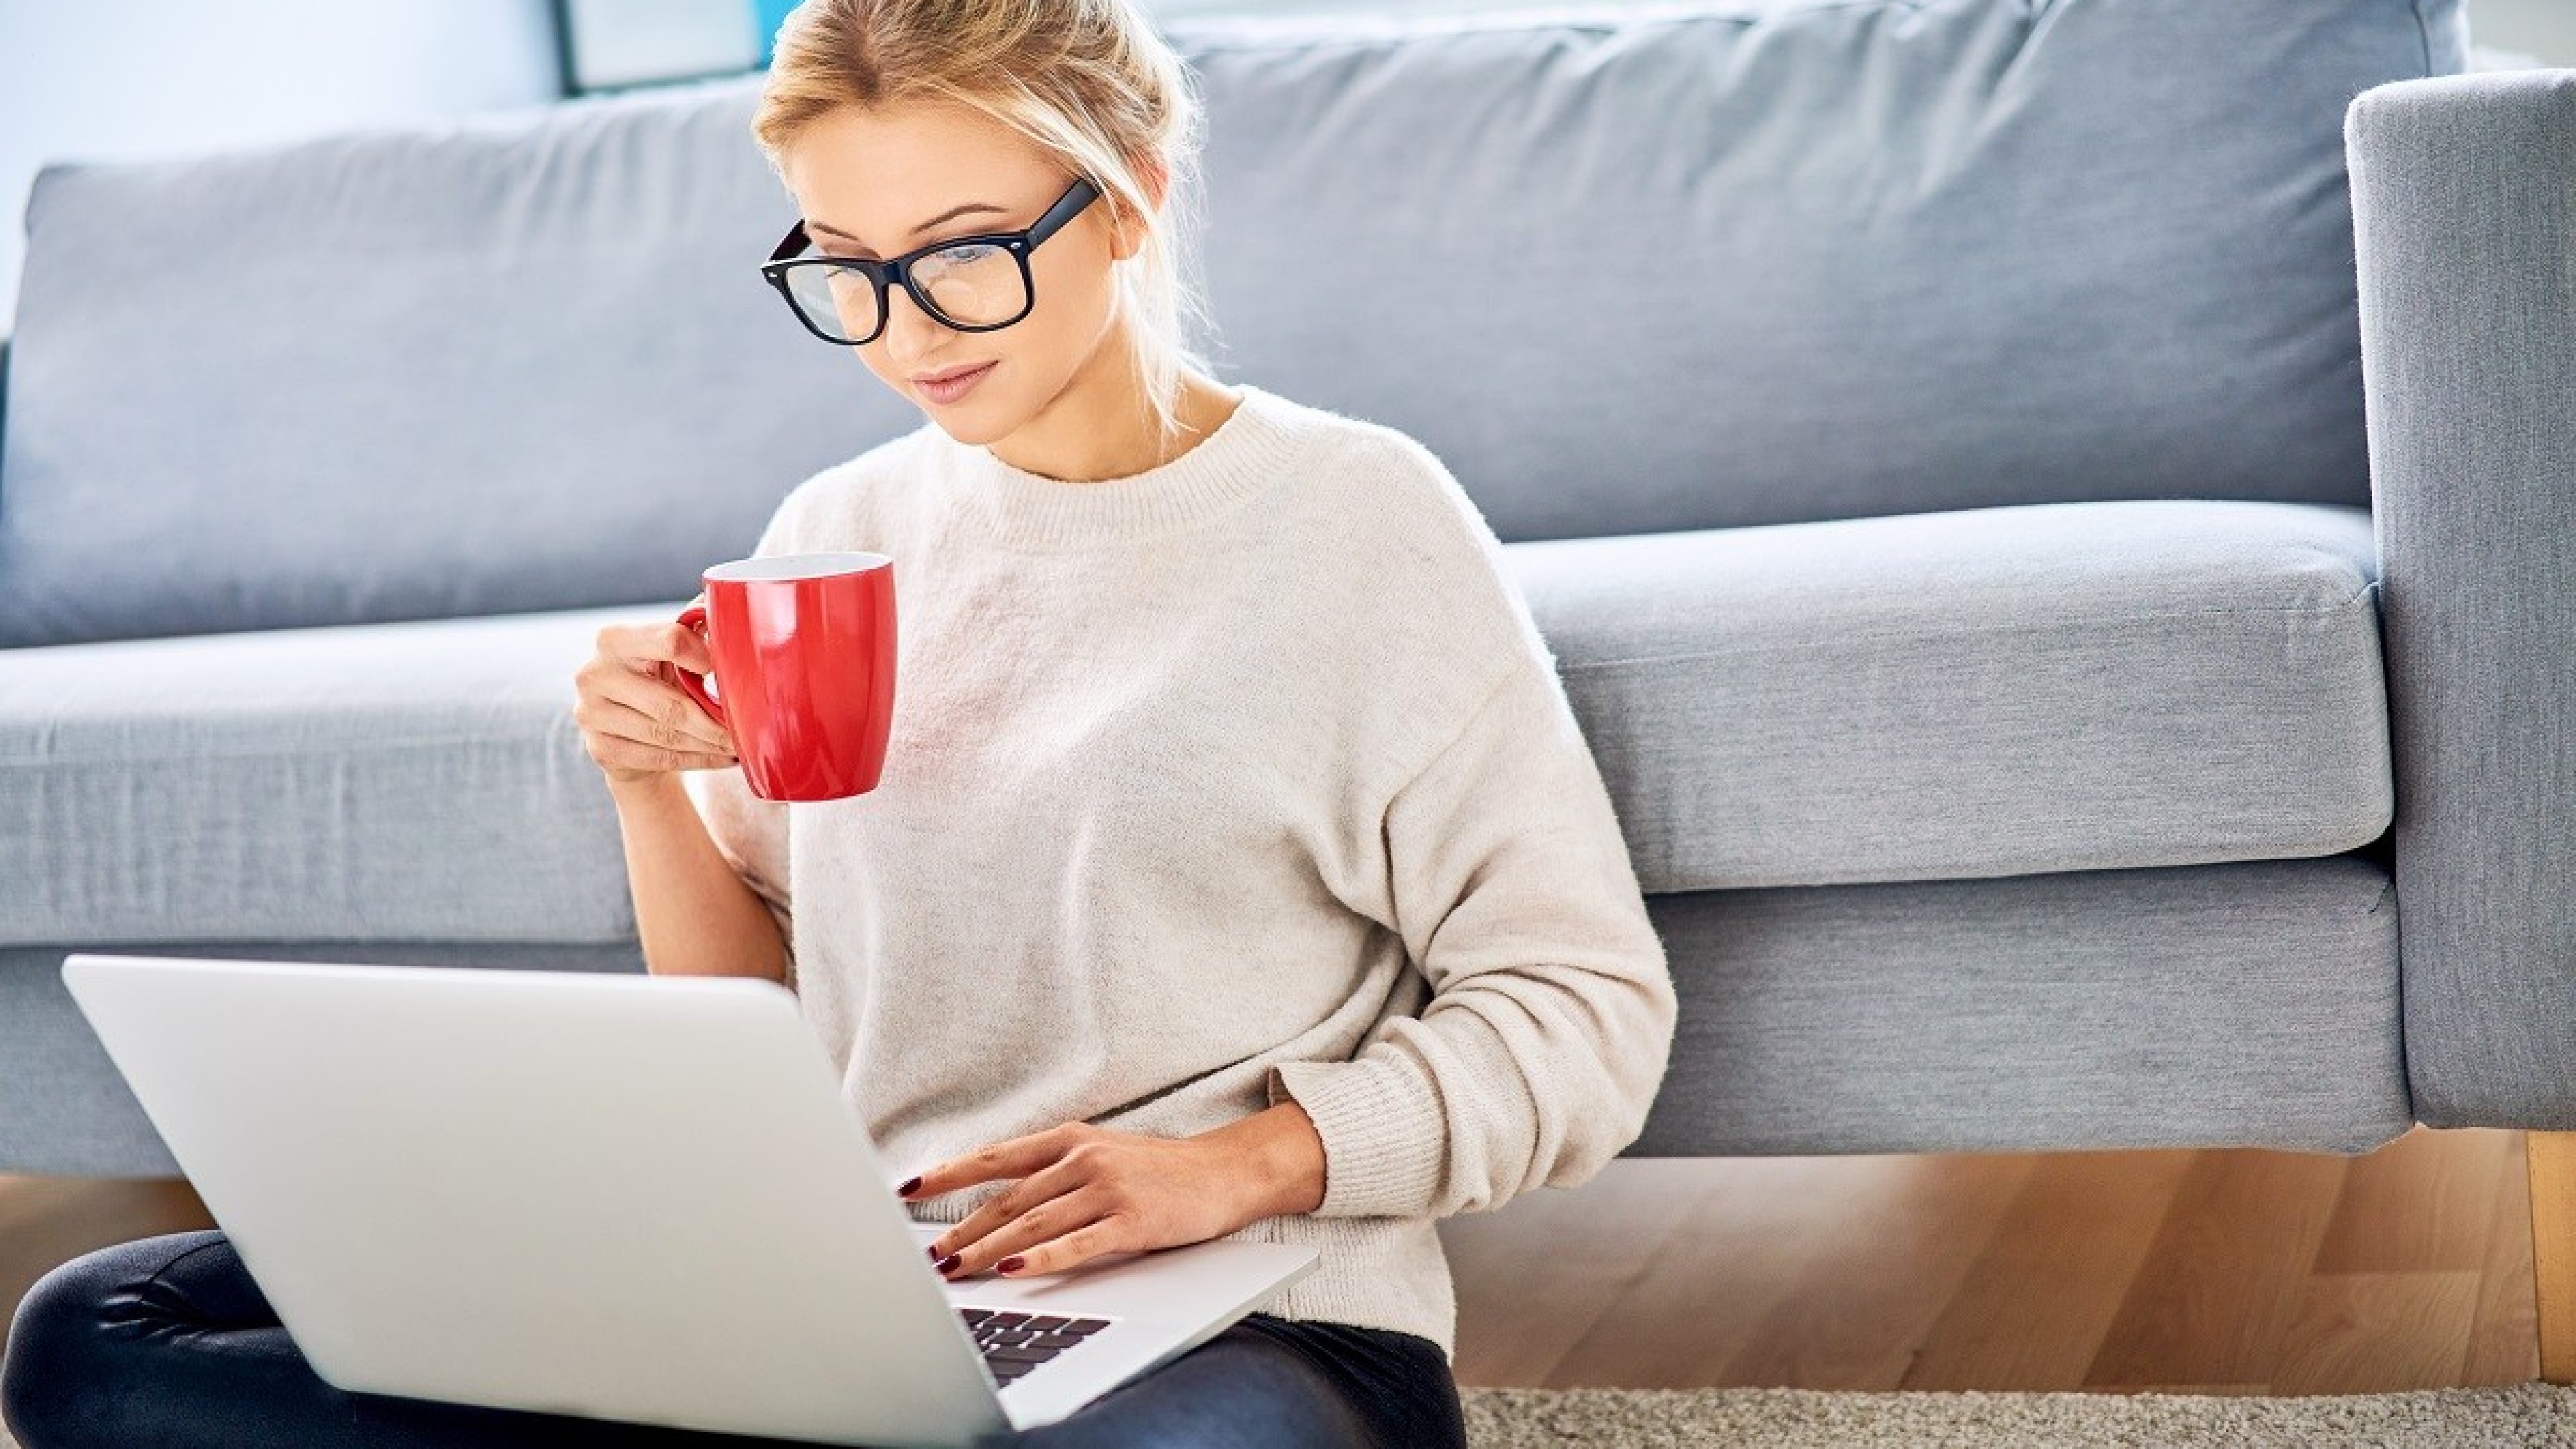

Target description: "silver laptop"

left=60, top=953, right=1320, bottom=1448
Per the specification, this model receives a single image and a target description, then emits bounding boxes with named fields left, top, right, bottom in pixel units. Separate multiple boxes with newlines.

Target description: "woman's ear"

left=1104, top=152, right=1169, bottom=263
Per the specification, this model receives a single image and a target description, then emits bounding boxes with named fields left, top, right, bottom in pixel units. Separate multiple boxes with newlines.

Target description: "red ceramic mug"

left=660, top=551, right=897, bottom=802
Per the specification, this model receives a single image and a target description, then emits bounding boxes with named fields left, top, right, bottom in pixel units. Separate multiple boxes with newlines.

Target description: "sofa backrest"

left=0, top=0, right=2466, bottom=647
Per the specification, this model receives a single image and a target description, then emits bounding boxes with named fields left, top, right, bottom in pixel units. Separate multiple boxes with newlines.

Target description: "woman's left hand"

left=903, top=1107, right=1326, bottom=1281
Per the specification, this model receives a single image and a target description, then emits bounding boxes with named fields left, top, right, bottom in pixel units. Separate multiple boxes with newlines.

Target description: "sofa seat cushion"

left=0, top=606, right=655, bottom=947
left=0, top=496, right=2388, bottom=943
left=1507, top=498, right=2391, bottom=892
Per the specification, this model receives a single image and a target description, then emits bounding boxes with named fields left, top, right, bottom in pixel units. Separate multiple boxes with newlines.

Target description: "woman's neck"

left=983, top=359, right=1241, bottom=486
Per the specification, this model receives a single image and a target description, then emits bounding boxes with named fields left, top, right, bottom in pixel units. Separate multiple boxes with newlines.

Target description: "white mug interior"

left=704, top=551, right=890, bottom=582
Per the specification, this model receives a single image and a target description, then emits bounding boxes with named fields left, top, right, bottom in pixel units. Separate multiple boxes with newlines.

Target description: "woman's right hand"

left=574, top=593, right=739, bottom=787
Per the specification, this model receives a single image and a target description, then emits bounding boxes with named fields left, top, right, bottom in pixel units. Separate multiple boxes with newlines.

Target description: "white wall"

left=2467, top=0, right=2576, bottom=64
left=0, top=0, right=562, bottom=329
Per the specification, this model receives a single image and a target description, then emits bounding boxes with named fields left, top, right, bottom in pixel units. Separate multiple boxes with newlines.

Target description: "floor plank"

left=1713, top=1153, right=2033, bottom=1391
left=0, top=1127, right=2540, bottom=1395
left=2077, top=1147, right=2349, bottom=1389
left=0, top=1176, right=213, bottom=1329
left=1900, top=1148, right=2196, bottom=1390
left=2267, top=1271, right=2480, bottom=1393
left=2466, top=1128, right=2544, bottom=1385
left=2312, top=1124, right=2505, bottom=1273
left=1440, top=1154, right=1707, bottom=1386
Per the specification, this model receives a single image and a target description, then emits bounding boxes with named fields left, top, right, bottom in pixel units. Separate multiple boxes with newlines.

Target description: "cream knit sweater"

left=680, top=382, right=1677, bottom=1362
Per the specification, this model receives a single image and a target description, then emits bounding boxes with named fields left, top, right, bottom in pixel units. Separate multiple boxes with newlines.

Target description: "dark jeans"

left=3, top=1229, right=1469, bottom=1449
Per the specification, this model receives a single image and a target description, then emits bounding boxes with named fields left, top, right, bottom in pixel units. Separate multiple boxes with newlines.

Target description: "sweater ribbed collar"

left=935, top=382, right=1297, bottom=551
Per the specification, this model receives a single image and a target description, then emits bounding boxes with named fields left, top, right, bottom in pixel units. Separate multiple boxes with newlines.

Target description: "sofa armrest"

left=2346, top=69, right=2576, bottom=1128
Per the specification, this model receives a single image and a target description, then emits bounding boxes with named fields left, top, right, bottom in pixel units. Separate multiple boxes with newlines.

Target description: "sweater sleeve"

left=1263, top=653, right=1678, bottom=1220
left=681, top=764, right=795, bottom=991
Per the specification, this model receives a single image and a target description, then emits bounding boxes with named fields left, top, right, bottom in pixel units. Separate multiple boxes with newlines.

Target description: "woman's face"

left=778, top=101, right=1137, bottom=439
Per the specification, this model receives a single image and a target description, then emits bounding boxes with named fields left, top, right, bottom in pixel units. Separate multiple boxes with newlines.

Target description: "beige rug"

left=1455, top=1381, right=2576, bottom=1448
left=7, top=1382, right=2569, bottom=1446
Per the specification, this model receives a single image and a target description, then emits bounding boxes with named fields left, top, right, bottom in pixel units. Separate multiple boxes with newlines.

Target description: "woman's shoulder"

left=1250, top=385, right=1446, bottom=487
left=1256, top=388, right=1503, bottom=555
left=1250, top=386, right=1556, bottom=691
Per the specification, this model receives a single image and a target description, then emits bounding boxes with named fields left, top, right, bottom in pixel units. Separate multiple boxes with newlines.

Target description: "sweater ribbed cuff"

left=1265, top=1050, right=1450, bottom=1218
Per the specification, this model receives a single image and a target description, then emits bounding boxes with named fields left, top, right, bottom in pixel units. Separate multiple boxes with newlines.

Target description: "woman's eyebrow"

left=808, top=201, right=1011, bottom=248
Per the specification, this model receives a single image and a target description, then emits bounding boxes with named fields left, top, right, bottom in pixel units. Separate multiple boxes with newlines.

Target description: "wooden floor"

left=0, top=1124, right=2536, bottom=1395
left=1442, top=1124, right=2537, bottom=1393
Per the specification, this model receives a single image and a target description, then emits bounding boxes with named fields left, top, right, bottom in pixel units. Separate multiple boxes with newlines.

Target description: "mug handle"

left=666, top=602, right=729, bottom=731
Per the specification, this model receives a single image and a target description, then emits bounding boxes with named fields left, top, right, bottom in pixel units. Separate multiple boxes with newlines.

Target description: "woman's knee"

left=3, top=1230, right=234, bottom=1448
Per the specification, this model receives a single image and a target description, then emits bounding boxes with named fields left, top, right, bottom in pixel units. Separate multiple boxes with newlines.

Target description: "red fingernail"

left=996, top=1256, right=1024, bottom=1275
left=936, top=1254, right=961, bottom=1275
left=898, top=1176, right=920, bottom=1197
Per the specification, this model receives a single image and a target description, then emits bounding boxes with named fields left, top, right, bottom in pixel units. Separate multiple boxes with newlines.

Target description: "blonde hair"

left=751, top=0, right=1218, bottom=447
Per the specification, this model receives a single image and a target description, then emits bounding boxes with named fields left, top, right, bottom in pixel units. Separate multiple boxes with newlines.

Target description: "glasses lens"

left=778, top=244, right=1029, bottom=341
left=914, top=242, right=1029, bottom=327
left=782, top=264, right=880, bottom=343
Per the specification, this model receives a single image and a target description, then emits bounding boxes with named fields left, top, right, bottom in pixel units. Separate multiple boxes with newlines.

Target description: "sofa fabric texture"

left=1516, top=497, right=2392, bottom=892
left=2349, top=68, right=2576, bottom=1132
left=3, top=853, right=2406, bottom=1177
left=0, top=0, right=2465, bottom=647
left=1, top=498, right=2389, bottom=947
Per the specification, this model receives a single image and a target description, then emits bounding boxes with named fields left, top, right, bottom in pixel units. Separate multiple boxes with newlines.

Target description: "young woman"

left=0, top=3, right=1676, bottom=1445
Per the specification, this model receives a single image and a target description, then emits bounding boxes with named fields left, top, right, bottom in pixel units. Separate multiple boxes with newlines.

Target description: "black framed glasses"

left=760, top=176, right=1101, bottom=346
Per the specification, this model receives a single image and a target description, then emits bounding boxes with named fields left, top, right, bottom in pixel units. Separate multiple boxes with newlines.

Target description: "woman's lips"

left=917, top=361, right=996, bottom=405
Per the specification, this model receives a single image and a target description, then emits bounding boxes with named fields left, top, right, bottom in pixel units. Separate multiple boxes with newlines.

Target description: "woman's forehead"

left=782, top=102, right=1059, bottom=236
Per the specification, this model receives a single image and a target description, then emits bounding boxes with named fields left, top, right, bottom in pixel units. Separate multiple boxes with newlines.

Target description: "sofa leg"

left=2536, top=1131, right=2576, bottom=1383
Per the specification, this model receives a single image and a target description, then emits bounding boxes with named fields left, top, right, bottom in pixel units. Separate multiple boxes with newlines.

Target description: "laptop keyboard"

left=955, top=1306, right=1113, bottom=1385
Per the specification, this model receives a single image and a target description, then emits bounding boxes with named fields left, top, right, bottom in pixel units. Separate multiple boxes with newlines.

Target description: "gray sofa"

left=4, top=0, right=2569, bottom=1367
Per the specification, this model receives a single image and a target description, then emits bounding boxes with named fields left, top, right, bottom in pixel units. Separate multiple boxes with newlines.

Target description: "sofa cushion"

left=0, top=853, right=2404, bottom=1175
left=0, top=498, right=2387, bottom=945
left=0, top=0, right=2463, bottom=648
left=1633, top=854, right=2408, bottom=1157
left=0, top=605, right=647, bottom=947
left=1185, top=0, right=2460, bottom=540
left=1519, top=498, right=2392, bottom=892
left=0, top=78, right=905, bottom=652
